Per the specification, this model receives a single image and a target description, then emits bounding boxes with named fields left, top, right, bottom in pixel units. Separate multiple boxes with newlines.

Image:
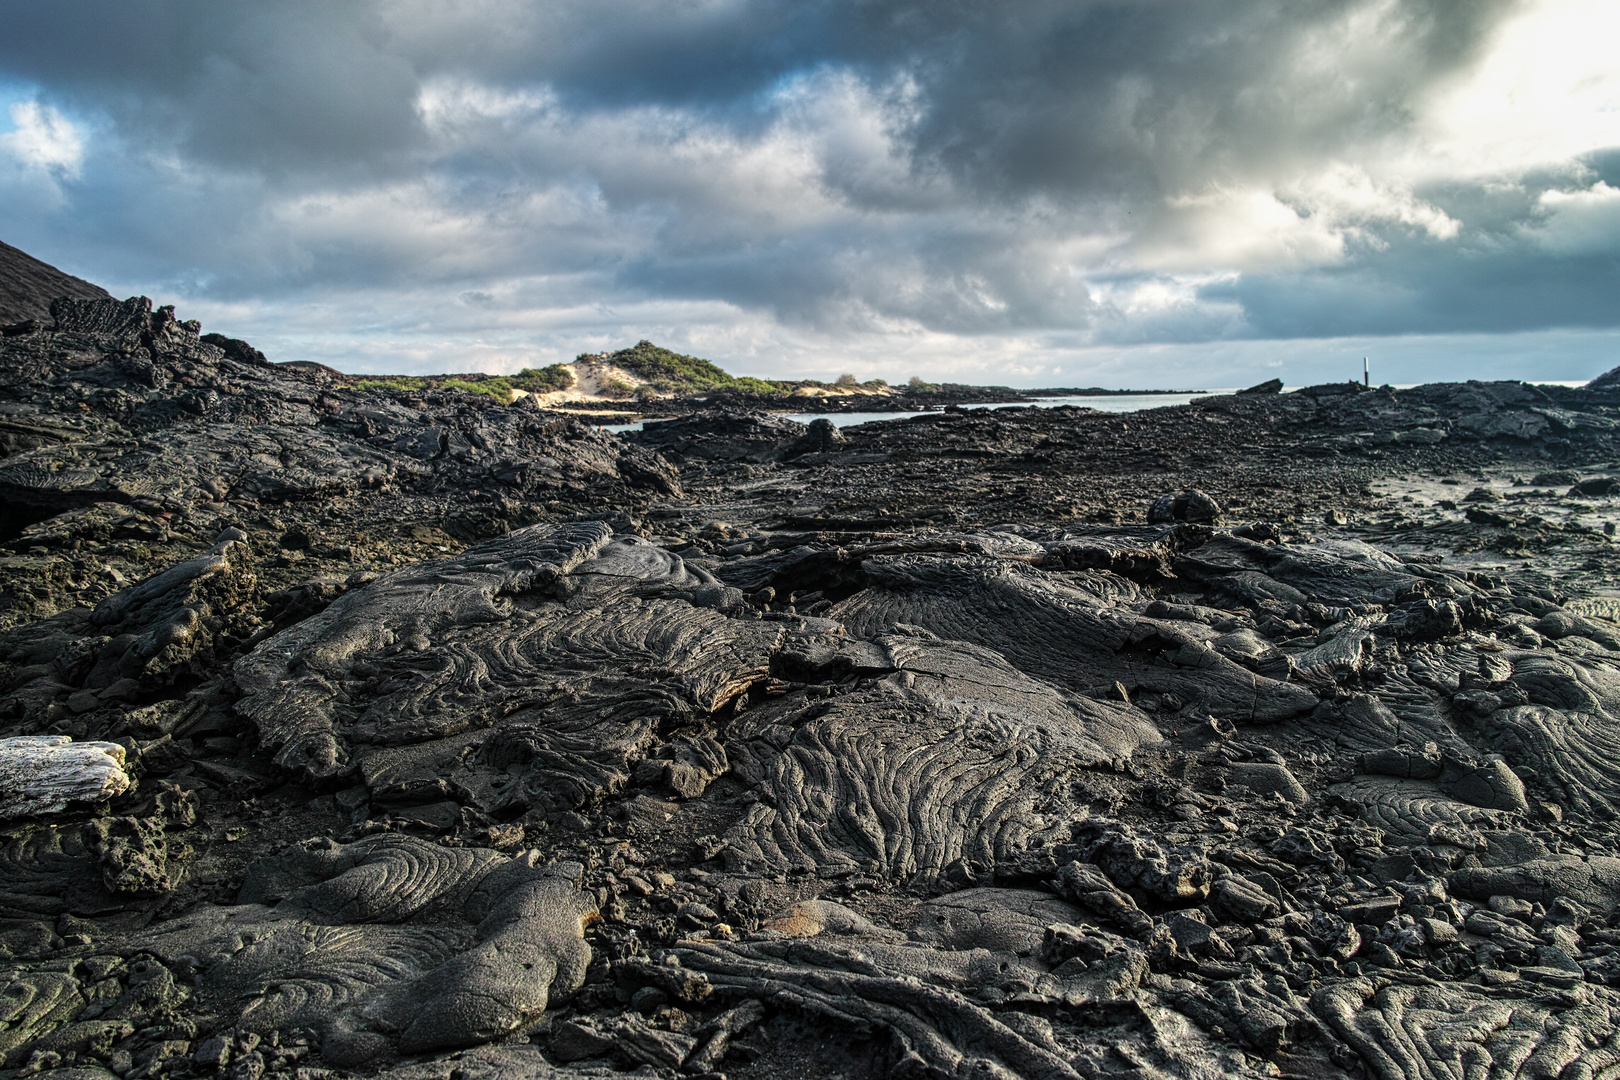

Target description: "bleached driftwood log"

left=0, top=735, right=132, bottom=818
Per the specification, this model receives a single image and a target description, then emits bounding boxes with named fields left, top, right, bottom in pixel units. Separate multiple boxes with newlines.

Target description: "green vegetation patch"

left=355, top=364, right=575, bottom=403
left=593, top=340, right=795, bottom=395
left=509, top=366, right=576, bottom=394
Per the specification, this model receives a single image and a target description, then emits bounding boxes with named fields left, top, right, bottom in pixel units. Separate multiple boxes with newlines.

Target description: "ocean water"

left=599, top=391, right=1226, bottom=434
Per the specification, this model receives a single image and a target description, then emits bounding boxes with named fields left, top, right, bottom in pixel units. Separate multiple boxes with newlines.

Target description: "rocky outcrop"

left=0, top=296, right=678, bottom=524
left=0, top=242, right=110, bottom=329
left=633, top=408, right=809, bottom=462
left=1588, top=363, right=1620, bottom=392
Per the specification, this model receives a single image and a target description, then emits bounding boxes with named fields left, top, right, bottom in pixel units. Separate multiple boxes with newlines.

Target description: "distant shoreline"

left=545, top=385, right=1213, bottom=420
left=1025, top=387, right=1207, bottom=396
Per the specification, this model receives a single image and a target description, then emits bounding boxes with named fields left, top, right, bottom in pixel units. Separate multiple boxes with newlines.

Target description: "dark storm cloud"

left=0, top=0, right=1517, bottom=184
left=855, top=1, right=1510, bottom=197
left=0, top=3, right=424, bottom=177
left=0, top=0, right=1615, bottom=380
left=1217, top=246, right=1620, bottom=340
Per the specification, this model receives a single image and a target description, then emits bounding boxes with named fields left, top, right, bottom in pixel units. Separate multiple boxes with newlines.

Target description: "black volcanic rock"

left=1148, top=488, right=1225, bottom=524
left=1590, top=362, right=1620, bottom=392
left=199, top=332, right=269, bottom=366
left=0, top=240, right=110, bottom=327
left=0, top=296, right=681, bottom=629
left=4, top=287, right=1620, bottom=1079
left=632, top=407, right=808, bottom=462
left=786, top=415, right=845, bottom=457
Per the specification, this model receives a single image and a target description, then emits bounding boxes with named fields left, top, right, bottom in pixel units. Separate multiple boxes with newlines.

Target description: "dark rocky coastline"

left=565, top=382, right=1043, bottom=418
left=556, top=384, right=1198, bottom=421
left=2, top=292, right=1620, bottom=1080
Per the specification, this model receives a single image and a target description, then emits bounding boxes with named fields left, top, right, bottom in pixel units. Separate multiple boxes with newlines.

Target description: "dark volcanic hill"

left=6, top=283, right=1620, bottom=1080
left=0, top=240, right=111, bottom=327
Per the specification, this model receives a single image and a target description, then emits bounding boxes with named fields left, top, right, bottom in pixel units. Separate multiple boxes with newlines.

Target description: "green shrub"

left=510, top=365, right=575, bottom=393
left=355, top=376, right=428, bottom=393
left=587, top=340, right=797, bottom=395
left=440, top=377, right=511, bottom=400
left=352, top=363, right=575, bottom=403
left=603, top=341, right=735, bottom=391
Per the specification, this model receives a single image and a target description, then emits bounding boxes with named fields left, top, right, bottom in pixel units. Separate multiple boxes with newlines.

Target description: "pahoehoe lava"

left=7, top=284, right=1620, bottom=1080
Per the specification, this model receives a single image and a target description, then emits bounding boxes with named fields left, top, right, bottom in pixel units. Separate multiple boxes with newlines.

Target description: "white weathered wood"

left=0, top=735, right=132, bottom=818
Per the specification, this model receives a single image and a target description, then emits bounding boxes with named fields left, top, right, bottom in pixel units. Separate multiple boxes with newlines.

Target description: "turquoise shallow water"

left=599, top=391, right=1225, bottom=434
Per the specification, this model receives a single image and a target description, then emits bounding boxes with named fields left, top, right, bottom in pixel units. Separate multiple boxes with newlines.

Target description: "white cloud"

left=1138, top=187, right=1350, bottom=273
left=1531, top=181, right=1620, bottom=255
left=0, top=101, right=83, bottom=177
left=1287, top=165, right=1459, bottom=242
left=1414, top=0, right=1620, bottom=180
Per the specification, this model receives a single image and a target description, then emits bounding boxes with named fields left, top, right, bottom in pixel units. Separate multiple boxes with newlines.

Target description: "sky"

left=1, top=0, right=1618, bottom=389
